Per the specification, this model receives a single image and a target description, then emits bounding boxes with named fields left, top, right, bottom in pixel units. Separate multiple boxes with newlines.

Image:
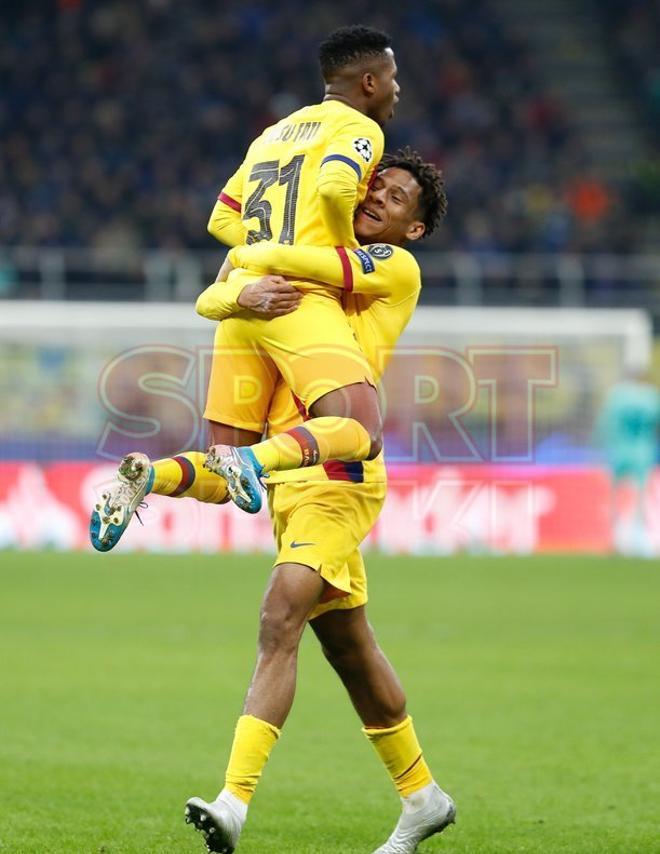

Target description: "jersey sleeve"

left=229, top=241, right=420, bottom=301
left=195, top=276, right=246, bottom=321
left=207, top=161, right=247, bottom=247
left=316, top=117, right=384, bottom=247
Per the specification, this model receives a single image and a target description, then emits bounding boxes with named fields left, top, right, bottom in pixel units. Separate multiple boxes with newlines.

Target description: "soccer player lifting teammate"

left=184, top=149, right=454, bottom=854
left=200, top=25, right=401, bottom=514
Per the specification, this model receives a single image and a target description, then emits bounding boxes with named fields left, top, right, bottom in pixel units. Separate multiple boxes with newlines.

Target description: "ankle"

left=216, top=788, right=249, bottom=822
left=402, top=781, right=436, bottom=812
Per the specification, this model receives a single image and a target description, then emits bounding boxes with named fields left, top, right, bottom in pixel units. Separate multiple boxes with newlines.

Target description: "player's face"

left=369, top=49, right=400, bottom=126
left=354, top=167, right=425, bottom=245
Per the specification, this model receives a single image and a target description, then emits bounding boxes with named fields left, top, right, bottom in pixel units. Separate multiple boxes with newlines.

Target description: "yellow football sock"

left=251, top=416, right=372, bottom=473
left=224, top=714, right=281, bottom=804
left=363, top=715, right=433, bottom=798
left=151, top=452, right=228, bottom=503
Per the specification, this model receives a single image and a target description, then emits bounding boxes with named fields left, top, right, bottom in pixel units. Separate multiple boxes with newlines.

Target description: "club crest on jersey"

left=353, top=137, right=373, bottom=163
left=366, top=243, right=393, bottom=260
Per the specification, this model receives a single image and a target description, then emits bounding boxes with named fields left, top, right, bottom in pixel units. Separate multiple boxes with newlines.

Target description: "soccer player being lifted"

left=92, top=149, right=455, bottom=854
left=197, top=24, right=401, bottom=515
left=91, top=23, right=396, bottom=541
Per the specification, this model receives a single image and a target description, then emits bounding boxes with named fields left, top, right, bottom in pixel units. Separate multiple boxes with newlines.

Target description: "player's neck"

left=322, top=91, right=367, bottom=117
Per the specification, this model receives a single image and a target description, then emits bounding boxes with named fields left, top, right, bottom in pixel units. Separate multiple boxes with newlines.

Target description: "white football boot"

left=372, top=782, right=456, bottom=853
left=185, top=791, right=246, bottom=853
left=89, top=452, right=153, bottom=551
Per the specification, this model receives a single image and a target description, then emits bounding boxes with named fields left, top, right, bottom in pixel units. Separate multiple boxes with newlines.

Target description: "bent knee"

left=366, top=433, right=383, bottom=460
left=258, top=605, right=302, bottom=655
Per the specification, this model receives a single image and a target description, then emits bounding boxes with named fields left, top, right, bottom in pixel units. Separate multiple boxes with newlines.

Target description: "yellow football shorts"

left=267, top=480, right=386, bottom=621
left=203, top=294, right=373, bottom=431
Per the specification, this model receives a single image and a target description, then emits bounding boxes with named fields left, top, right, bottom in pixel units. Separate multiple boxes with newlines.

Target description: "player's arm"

left=196, top=273, right=301, bottom=321
left=208, top=162, right=247, bottom=247
left=195, top=264, right=244, bottom=318
left=229, top=242, right=420, bottom=301
left=316, top=119, right=384, bottom=247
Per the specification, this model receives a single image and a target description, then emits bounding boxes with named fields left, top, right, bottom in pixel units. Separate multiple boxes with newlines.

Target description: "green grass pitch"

left=1, top=551, right=658, bottom=853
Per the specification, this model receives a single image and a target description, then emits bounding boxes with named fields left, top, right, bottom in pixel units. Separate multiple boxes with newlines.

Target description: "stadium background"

left=1, top=3, right=660, bottom=854
left=1, top=0, right=659, bottom=553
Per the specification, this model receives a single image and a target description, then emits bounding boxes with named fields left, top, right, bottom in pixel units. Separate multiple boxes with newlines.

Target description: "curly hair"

left=319, top=25, right=392, bottom=81
left=379, top=146, right=448, bottom=237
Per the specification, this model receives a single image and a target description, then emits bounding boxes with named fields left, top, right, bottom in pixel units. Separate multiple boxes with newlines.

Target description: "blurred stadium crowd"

left=604, top=0, right=660, bottom=148
left=602, top=0, right=660, bottom=220
left=1, top=0, right=658, bottom=256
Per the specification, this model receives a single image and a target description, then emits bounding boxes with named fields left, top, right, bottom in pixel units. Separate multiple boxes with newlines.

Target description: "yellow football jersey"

left=209, top=100, right=384, bottom=298
left=222, top=241, right=422, bottom=484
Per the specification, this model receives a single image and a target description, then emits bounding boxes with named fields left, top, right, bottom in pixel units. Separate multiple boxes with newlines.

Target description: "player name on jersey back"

left=266, top=121, right=322, bottom=144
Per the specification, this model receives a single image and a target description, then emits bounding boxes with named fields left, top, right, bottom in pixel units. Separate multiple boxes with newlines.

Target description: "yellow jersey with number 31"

left=213, top=100, right=383, bottom=257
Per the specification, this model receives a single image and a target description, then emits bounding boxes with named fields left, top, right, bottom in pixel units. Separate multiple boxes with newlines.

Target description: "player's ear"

left=405, top=220, right=425, bottom=242
left=361, top=71, right=376, bottom=95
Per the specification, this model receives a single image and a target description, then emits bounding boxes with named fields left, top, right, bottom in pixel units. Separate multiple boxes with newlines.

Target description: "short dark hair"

left=319, top=25, right=392, bottom=81
left=380, top=146, right=448, bottom=237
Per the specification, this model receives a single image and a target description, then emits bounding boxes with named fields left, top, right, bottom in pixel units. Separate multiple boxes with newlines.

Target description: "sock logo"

left=291, top=541, right=315, bottom=548
left=289, top=426, right=320, bottom=467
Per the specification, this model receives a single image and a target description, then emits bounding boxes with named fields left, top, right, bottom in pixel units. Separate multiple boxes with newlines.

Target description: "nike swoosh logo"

left=291, top=541, right=315, bottom=548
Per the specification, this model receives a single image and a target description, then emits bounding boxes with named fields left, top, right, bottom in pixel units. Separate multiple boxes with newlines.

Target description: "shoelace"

left=106, top=476, right=147, bottom=520
left=134, top=501, right=148, bottom=526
